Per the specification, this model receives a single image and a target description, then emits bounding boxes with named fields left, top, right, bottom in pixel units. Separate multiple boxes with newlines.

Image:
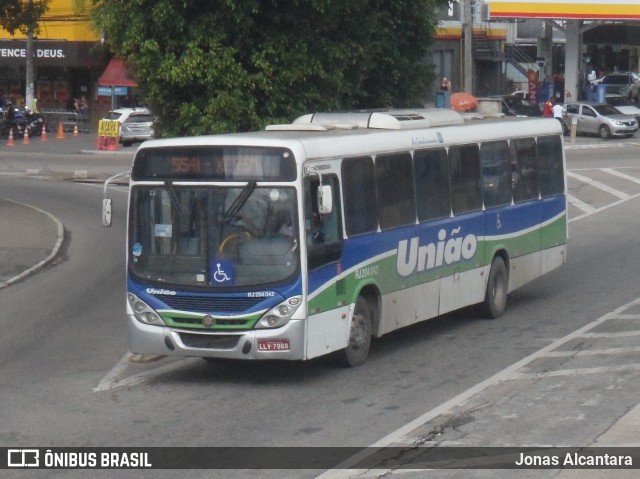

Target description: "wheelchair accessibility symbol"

left=211, top=260, right=234, bottom=284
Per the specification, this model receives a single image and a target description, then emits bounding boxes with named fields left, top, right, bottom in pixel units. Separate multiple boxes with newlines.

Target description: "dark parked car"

left=490, top=95, right=542, bottom=117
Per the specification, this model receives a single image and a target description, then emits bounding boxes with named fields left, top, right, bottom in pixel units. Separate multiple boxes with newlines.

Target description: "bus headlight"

left=127, top=293, right=165, bottom=326
left=256, top=296, right=302, bottom=329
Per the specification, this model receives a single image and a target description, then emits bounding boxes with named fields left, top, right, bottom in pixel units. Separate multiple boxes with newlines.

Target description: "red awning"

left=98, top=57, right=137, bottom=87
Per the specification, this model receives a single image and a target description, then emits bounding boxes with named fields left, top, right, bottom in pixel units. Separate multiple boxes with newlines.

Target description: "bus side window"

left=414, top=148, right=451, bottom=221
left=480, top=141, right=512, bottom=208
left=449, top=144, right=483, bottom=215
left=511, top=138, right=539, bottom=202
left=375, top=152, right=416, bottom=230
left=304, top=175, right=343, bottom=270
left=537, top=136, right=564, bottom=197
left=342, top=156, right=377, bottom=236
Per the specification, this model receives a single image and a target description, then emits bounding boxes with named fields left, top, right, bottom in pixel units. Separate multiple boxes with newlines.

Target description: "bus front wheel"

left=342, top=296, right=372, bottom=367
left=482, top=255, right=508, bottom=319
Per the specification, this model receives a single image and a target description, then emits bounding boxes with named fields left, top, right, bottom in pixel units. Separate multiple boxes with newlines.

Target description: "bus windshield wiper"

left=164, top=181, right=189, bottom=224
left=219, top=181, right=257, bottom=224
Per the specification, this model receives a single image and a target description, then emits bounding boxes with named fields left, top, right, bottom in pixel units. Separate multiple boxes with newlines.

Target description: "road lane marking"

left=567, top=170, right=630, bottom=199
left=567, top=193, right=596, bottom=214
left=511, top=364, right=640, bottom=380
left=601, top=167, right=640, bottom=185
left=94, top=353, right=200, bottom=392
left=543, top=346, right=640, bottom=357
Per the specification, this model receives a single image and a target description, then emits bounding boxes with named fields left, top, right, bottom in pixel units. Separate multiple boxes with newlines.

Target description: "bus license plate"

left=257, top=339, right=290, bottom=351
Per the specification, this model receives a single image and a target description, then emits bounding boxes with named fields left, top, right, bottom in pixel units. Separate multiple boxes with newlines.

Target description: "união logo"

left=397, top=227, right=477, bottom=277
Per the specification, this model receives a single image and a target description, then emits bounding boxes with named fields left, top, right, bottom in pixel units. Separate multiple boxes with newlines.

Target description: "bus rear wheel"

left=342, top=297, right=372, bottom=367
left=482, top=255, right=508, bottom=319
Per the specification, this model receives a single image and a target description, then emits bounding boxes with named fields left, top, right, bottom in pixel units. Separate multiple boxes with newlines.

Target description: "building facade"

left=431, top=0, right=640, bottom=103
left=0, top=0, right=110, bottom=120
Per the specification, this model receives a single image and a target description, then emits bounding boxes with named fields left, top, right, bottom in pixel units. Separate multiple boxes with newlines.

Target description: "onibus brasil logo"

left=396, top=227, right=477, bottom=277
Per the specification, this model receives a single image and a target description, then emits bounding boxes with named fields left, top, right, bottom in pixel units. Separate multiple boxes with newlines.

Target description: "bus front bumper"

left=126, top=315, right=306, bottom=360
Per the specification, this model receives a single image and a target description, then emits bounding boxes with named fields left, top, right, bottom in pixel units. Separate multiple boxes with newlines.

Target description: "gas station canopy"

left=487, top=0, right=640, bottom=20
left=486, top=0, right=640, bottom=103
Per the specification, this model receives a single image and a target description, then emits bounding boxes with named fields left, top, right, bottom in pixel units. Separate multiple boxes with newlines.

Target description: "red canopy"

left=98, top=58, right=137, bottom=87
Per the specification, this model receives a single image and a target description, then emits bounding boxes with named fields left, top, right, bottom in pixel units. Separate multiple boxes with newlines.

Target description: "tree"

left=91, top=0, right=448, bottom=135
left=0, top=0, right=50, bottom=109
left=0, top=0, right=48, bottom=35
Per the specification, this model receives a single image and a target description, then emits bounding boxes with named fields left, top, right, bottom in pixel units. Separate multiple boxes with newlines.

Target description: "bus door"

left=303, top=173, right=346, bottom=356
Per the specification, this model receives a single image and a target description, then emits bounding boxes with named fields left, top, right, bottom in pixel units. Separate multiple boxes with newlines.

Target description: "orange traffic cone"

left=23, top=129, right=30, bottom=145
left=41, top=124, right=48, bottom=142
left=73, top=124, right=79, bottom=136
left=6, top=127, right=15, bottom=146
left=57, top=122, right=65, bottom=139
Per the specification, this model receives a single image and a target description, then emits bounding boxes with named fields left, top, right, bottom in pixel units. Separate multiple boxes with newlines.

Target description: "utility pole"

left=462, top=0, right=474, bottom=93
left=26, top=28, right=34, bottom=109
left=25, top=0, right=36, bottom=109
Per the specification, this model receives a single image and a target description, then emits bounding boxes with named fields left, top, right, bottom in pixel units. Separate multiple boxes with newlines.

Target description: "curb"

left=0, top=198, right=65, bottom=289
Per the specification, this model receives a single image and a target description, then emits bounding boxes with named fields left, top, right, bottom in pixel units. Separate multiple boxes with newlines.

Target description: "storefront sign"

left=98, top=86, right=128, bottom=96
left=0, top=41, right=81, bottom=66
left=0, top=47, right=65, bottom=59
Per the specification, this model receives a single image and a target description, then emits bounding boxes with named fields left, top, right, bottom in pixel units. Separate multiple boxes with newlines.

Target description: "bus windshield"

left=129, top=184, right=299, bottom=288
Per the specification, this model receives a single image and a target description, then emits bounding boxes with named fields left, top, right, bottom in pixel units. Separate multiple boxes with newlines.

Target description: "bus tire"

left=342, top=296, right=372, bottom=367
left=482, top=255, right=508, bottom=319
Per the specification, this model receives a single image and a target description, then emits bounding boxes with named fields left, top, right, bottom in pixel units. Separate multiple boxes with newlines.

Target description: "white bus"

left=103, top=109, right=567, bottom=366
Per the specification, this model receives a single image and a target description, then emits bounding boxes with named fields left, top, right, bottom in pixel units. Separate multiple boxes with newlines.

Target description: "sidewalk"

left=1, top=128, right=138, bottom=156
left=0, top=197, right=64, bottom=288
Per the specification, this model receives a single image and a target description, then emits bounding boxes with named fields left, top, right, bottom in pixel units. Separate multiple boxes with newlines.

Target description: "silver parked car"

left=565, top=102, right=638, bottom=139
left=103, top=107, right=154, bottom=147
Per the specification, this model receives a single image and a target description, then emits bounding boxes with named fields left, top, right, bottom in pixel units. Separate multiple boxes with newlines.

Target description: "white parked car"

left=591, top=72, right=640, bottom=101
left=103, top=107, right=154, bottom=147
left=605, top=94, right=640, bottom=123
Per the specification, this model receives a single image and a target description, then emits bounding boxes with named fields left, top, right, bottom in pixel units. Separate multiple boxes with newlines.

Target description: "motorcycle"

left=0, top=108, right=44, bottom=138
left=0, top=109, right=30, bottom=139
left=24, top=109, right=45, bottom=136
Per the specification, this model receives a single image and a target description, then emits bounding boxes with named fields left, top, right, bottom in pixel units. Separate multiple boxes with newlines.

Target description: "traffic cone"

left=23, top=129, right=30, bottom=145
left=6, top=127, right=15, bottom=146
left=73, top=124, right=79, bottom=136
left=41, top=124, right=48, bottom=142
left=57, top=122, right=65, bottom=139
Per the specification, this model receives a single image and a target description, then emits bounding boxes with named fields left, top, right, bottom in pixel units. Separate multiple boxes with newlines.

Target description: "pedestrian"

left=552, top=100, right=565, bottom=119
left=552, top=99, right=568, bottom=136
left=441, top=77, right=452, bottom=91
left=78, top=96, right=89, bottom=112
left=543, top=97, right=554, bottom=118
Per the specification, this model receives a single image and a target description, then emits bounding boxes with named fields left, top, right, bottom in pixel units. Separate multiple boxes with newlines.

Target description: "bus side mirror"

left=102, top=198, right=113, bottom=227
left=317, top=184, right=333, bottom=215
left=101, top=171, right=130, bottom=227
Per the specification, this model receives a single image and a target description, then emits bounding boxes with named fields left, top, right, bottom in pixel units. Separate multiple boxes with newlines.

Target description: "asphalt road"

left=2, top=135, right=640, bottom=478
